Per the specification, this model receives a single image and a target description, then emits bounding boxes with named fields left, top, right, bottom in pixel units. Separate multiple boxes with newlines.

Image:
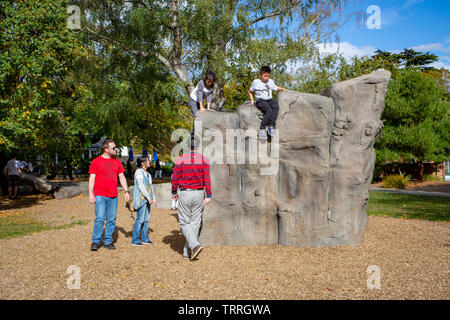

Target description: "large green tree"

left=296, top=48, right=442, bottom=94
left=78, top=0, right=352, bottom=110
left=376, top=68, right=450, bottom=179
left=372, top=49, right=439, bottom=71
left=0, top=0, right=100, bottom=171
left=74, top=39, right=192, bottom=154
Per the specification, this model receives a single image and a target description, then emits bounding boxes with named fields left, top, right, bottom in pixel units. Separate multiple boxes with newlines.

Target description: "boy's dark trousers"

left=255, top=98, right=279, bottom=129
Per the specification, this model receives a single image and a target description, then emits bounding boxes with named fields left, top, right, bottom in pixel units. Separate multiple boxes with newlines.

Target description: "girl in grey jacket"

left=188, top=71, right=217, bottom=120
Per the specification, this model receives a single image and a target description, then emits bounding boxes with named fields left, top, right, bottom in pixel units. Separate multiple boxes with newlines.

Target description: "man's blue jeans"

left=132, top=202, right=151, bottom=244
left=92, top=196, right=118, bottom=245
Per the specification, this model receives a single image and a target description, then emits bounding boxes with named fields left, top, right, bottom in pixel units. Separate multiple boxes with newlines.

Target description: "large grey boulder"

left=152, top=183, right=173, bottom=209
left=194, top=70, right=391, bottom=247
left=194, top=111, right=243, bottom=245
left=53, top=181, right=89, bottom=199
left=320, top=70, right=389, bottom=246
left=276, top=92, right=335, bottom=246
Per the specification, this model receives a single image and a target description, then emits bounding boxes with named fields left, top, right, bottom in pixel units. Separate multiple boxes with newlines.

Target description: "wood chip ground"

left=0, top=193, right=448, bottom=300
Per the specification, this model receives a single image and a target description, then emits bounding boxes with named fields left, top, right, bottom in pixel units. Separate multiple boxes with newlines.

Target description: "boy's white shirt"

left=250, top=78, right=278, bottom=100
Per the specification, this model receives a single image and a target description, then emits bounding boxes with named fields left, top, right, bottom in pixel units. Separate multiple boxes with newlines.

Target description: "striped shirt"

left=171, top=152, right=212, bottom=198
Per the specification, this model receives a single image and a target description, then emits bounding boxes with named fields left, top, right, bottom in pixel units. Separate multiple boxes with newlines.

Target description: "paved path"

left=370, top=188, right=450, bottom=198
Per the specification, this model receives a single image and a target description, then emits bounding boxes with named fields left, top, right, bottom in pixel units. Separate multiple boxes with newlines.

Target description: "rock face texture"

left=152, top=183, right=173, bottom=209
left=194, top=70, right=391, bottom=247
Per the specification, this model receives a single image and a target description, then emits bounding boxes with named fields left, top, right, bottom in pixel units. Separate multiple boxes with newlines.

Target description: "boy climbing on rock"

left=248, top=66, right=289, bottom=139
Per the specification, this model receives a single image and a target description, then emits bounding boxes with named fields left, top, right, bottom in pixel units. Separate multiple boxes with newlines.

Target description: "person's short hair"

left=137, top=156, right=149, bottom=168
left=101, top=139, right=114, bottom=151
left=190, top=134, right=200, bottom=150
left=260, top=66, right=271, bottom=74
left=204, top=71, right=216, bottom=83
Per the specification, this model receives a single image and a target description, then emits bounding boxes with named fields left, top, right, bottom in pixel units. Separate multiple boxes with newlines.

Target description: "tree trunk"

left=21, top=173, right=54, bottom=194
left=211, top=85, right=226, bottom=111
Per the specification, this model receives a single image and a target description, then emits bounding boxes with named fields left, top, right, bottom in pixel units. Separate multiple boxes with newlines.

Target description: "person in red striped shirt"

left=171, top=135, right=211, bottom=261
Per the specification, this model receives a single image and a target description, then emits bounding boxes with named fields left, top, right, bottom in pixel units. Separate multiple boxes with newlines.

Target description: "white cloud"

left=411, top=43, right=450, bottom=54
left=317, top=42, right=376, bottom=60
left=430, top=61, right=450, bottom=70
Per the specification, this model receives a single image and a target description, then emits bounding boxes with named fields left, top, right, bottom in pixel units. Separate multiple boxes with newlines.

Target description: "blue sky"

left=319, top=0, right=450, bottom=69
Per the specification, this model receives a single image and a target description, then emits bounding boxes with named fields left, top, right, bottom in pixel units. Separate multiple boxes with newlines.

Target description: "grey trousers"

left=177, top=189, right=204, bottom=256
left=189, top=98, right=200, bottom=119
left=189, top=98, right=200, bottom=132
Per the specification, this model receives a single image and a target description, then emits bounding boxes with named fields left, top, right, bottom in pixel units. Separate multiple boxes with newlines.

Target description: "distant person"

left=154, top=158, right=162, bottom=179
left=147, top=162, right=155, bottom=178
left=170, top=173, right=178, bottom=211
left=62, top=164, right=73, bottom=180
left=131, top=155, right=157, bottom=246
left=248, top=65, right=289, bottom=140
left=126, top=159, right=133, bottom=179
left=5, top=154, right=22, bottom=200
left=88, top=139, right=129, bottom=251
left=21, top=161, right=33, bottom=174
left=20, top=160, right=27, bottom=170
left=23, top=164, right=31, bottom=174
left=171, top=134, right=212, bottom=261
left=32, top=163, right=42, bottom=176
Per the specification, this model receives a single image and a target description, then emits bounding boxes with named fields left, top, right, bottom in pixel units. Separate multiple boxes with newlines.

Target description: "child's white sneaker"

left=258, top=129, right=268, bottom=140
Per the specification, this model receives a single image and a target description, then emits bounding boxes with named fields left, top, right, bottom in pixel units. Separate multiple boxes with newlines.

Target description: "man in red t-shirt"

left=88, top=139, right=129, bottom=251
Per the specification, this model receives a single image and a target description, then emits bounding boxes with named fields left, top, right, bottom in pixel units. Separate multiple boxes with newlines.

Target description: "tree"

left=375, top=68, right=450, bottom=180
left=0, top=0, right=99, bottom=172
left=296, top=53, right=393, bottom=94
left=296, top=48, right=443, bottom=94
left=372, top=49, right=439, bottom=71
left=423, top=68, right=450, bottom=97
left=70, top=3, right=192, bottom=154
left=78, top=0, right=352, bottom=110
left=292, top=49, right=449, bottom=181
left=397, top=49, right=439, bottom=71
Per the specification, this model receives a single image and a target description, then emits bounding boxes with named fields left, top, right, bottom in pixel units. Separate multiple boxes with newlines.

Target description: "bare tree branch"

left=84, top=27, right=150, bottom=57
left=83, top=26, right=194, bottom=93
left=225, top=0, right=302, bottom=45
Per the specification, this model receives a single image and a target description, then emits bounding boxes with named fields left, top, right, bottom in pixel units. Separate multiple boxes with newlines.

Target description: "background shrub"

left=423, top=174, right=444, bottom=182
left=383, top=174, right=411, bottom=189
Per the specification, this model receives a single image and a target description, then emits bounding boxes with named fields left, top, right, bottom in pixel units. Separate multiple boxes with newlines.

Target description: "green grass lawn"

left=0, top=216, right=88, bottom=240
left=367, top=191, right=450, bottom=222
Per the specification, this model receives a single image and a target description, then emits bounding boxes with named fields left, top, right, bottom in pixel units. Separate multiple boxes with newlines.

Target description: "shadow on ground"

left=162, top=214, right=185, bottom=254
left=0, top=195, right=53, bottom=211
